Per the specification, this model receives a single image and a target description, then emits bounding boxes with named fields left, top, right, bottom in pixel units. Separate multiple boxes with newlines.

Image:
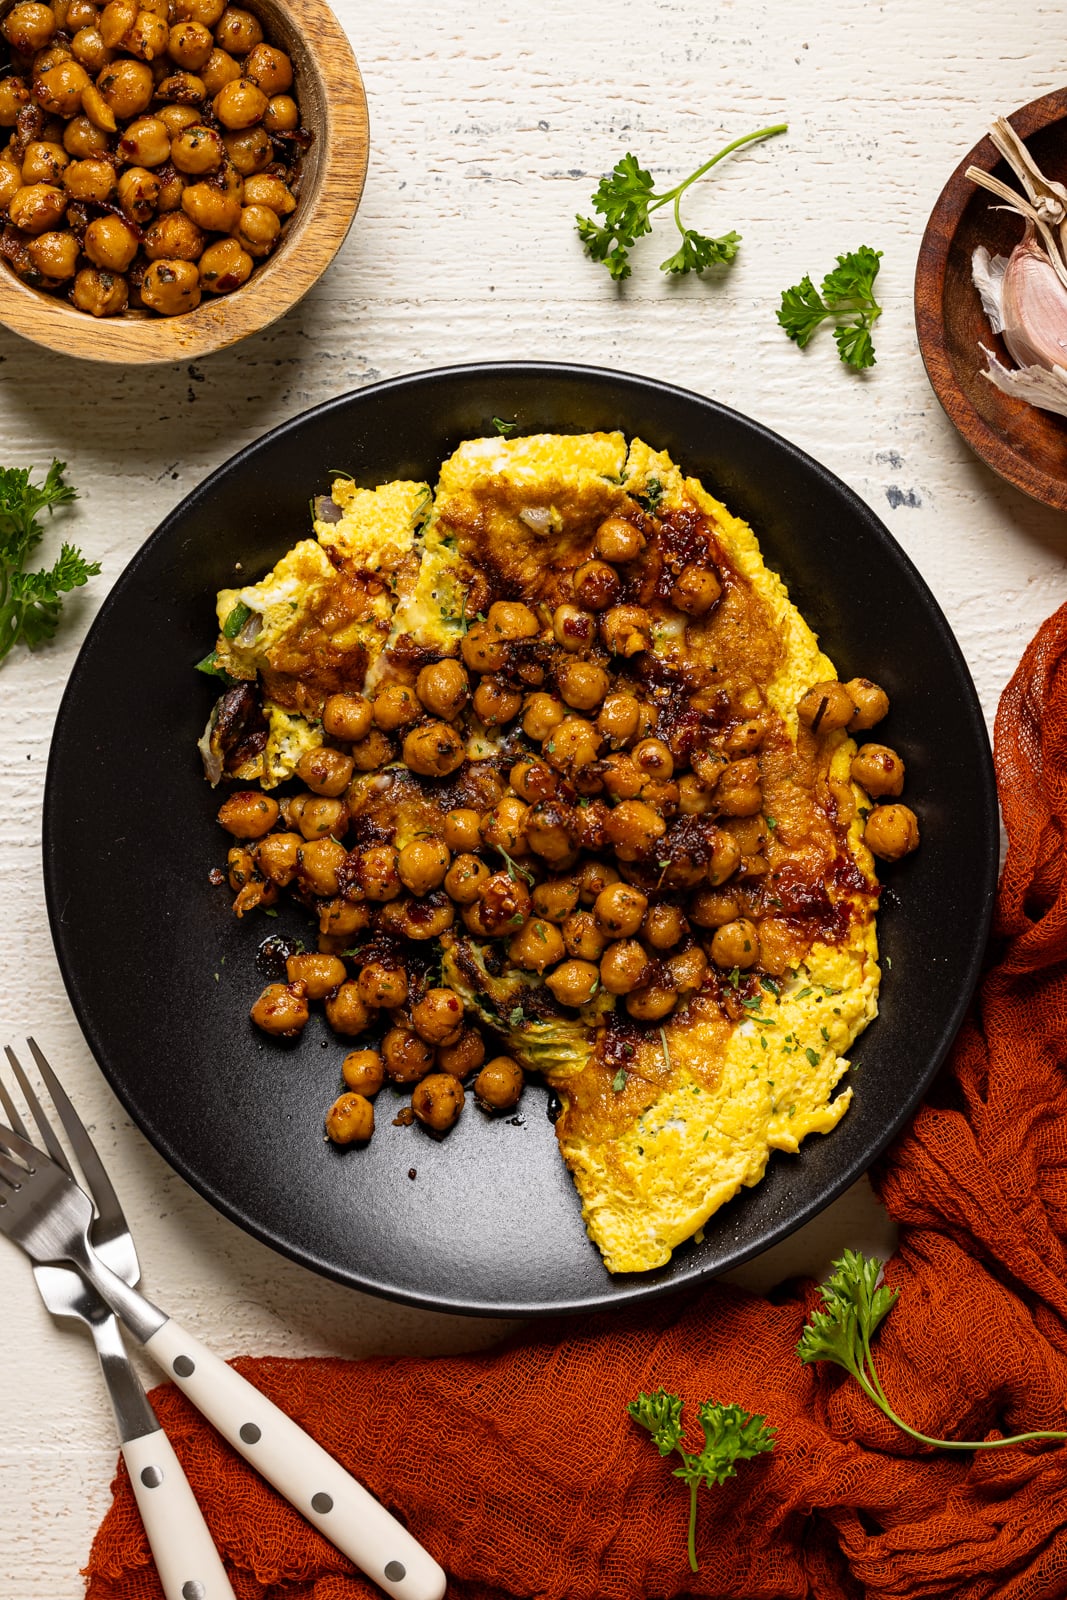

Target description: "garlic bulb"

left=967, top=119, right=1067, bottom=417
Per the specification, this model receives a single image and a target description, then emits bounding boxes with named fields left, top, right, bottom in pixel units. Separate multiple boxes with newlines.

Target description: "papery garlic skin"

left=972, top=232, right=1067, bottom=417
left=977, top=345, right=1067, bottom=420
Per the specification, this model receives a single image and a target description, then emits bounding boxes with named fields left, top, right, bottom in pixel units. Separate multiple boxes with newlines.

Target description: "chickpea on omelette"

left=200, top=430, right=919, bottom=1275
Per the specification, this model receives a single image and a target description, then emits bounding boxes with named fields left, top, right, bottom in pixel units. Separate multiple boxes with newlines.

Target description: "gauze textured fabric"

left=84, top=606, right=1067, bottom=1600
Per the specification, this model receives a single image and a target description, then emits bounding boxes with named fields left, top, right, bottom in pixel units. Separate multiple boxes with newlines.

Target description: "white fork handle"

left=143, top=1320, right=446, bottom=1600
left=123, top=1428, right=237, bottom=1600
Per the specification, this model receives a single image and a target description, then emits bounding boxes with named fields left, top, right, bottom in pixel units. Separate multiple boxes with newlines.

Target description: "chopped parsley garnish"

left=804, top=1047, right=820, bottom=1067
left=221, top=600, right=251, bottom=639
left=612, top=1068, right=628, bottom=1092
left=492, top=417, right=519, bottom=437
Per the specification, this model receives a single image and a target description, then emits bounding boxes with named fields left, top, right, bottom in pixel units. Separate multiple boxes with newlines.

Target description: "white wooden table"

left=1, top=1, right=1061, bottom=1591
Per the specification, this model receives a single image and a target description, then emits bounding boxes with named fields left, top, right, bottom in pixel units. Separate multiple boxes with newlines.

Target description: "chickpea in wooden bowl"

left=0, top=0, right=367, bottom=360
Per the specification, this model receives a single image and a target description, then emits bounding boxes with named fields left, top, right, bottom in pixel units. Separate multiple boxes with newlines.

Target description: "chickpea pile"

left=215, top=501, right=920, bottom=1151
left=0, top=0, right=305, bottom=315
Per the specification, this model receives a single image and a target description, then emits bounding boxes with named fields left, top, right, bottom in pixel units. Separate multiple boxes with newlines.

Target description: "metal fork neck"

left=66, top=1234, right=167, bottom=1345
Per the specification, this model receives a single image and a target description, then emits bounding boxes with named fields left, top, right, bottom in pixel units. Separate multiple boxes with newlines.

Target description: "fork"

left=1, top=1042, right=236, bottom=1600
left=0, top=1043, right=447, bottom=1600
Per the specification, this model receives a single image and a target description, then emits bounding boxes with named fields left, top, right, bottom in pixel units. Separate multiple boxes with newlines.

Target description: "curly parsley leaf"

left=777, top=247, right=883, bottom=369
left=629, top=1388, right=774, bottom=1571
left=577, top=125, right=787, bottom=281
left=0, top=461, right=97, bottom=664
left=799, top=1250, right=1067, bottom=1451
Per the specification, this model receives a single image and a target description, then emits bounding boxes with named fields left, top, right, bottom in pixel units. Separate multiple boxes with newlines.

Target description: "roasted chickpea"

left=141, top=256, right=200, bottom=312
left=509, top=917, right=566, bottom=972
left=215, top=5, right=262, bottom=54
left=99, top=0, right=136, bottom=46
left=154, top=67, right=206, bottom=101
left=114, top=115, right=170, bottom=170
left=236, top=199, right=278, bottom=255
left=180, top=177, right=240, bottom=231
left=213, top=75, right=267, bottom=128
left=706, top=828, right=742, bottom=886
left=64, top=0, right=102, bottom=29
left=412, top=657, right=466, bottom=720
left=531, top=876, right=580, bottom=922
left=323, top=980, right=372, bottom=1036
left=256, top=830, right=302, bottom=885
left=71, top=264, right=127, bottom=314
left=0, top=161, right=20, bottom=210
left=356, top=844, right=400, bottom=901
left=263, top=90, right=297, bottom=131
left=20, top=140, right=66, bottom=185
left=476, top=870, right=532, bottom=934
left=474, top=1056, right=523, bottom=1111
left=480, top=795, right=528, bottom=854
left=864, top=803, right=920, bottom=861
left=292, top=746, right=351, bottom=799
left=198, top=233, right=252, bottom=290
left=545, top=716, right=601, bottom=773
left=97, top=58, right=154, bottom=117
left=398, top=838, right=450, bottom=895
left=797, top=680, right=855, bottom=735
left=226, top=844, right=255, bottom=889
left=600, top=939, right=650, bottom=995
left=170, top=120, right=223, bottom=173
left=577, top=859, right=620, bottom=904
left=115, top=162, right=158, bottom=219
left=174, top=0, right=225, bottom=25
left=600, top=604, right=651, bottom=657
left=710, top=917, right=760, bottom=969
left=443, top=807, right=481, bottom=852
left=3, top=2, right=57, bottom=53
left=242, top=40, right=291, bottom=92
left=605, top=799, right=666, bottom=862
left=349, top=728, right=394, bottom=772
left=522, top=691, right=565, bottom=743
left=689, top=888, right=739, bottom=929
left=412, top=1072, right=465, bottom=1133
left=460, top=619, right=508, bottom=674
left=443, top=852, right=489, bottom=904
left=167, top=17, right=213, bottom=66
left=324, top=1091, right=374, bottom=1145
left=561, top=910, right=607, bottom=962
left=483, top=599, right=537, bottom=641
left=642, top=902, right=688, bottom=950
left=341, top=1049, right=385, bottom=1097
left=438, top=1027, right=485, bottom=1077
left=367, top=688, right=419, bottom=740
left=508, top=756, right=557, bottom=804
left=844, top=677, right=890, bottom=730
left=851, top=743, right=905, bottom=799
left=355, top=962, right=407, bottom=1011
left=557, top=659, right=610, bottom=712
left=285, top=952, right=345, bottom=1000
left=217, top=127, right=268, bottom=179
left=317, top=898, right=369, bottom=941
left=216, top=789, right=279, bottom=838
left=124, top=9, right=168, bottom=58
left=391, top=892, right=455, bottom=941
left=671, top=563, right=721, bottom=615
left=594, top=515, right=644, bottom=563
left=402, top=720, right=466, bottom=778
left=545, top=958, right=600, bottom=1008
left=200, top=43, right=240, bottom=93
left=550, top=603, right=595, bottom=653
left=143, top=209, right=206, bottom=256
left=594, top=881, right=648, bottom=938
left=597, top=691, right=641, bottom=745
left=250, top=980, right=308, bottom=1037
left=632, top=738, right=674, bottom=781
left=27, top=227, right=79, bottom=276
left=69, top=22, right=109, bottom=71
left=62, top=155, right=115, bottom=201
left=724, top=719, right=765, bottom=758
left=154, top=161, right=185, bottom=209
left=382, top=1025, right=435, bottom=1084
left=473, top=675, right=522, bottom=725
left=626, top=984, right=678, bottom=1021
left=36, top=60, right=90, bottom=120
left=8, top=182, right=66, bottom=232
left=715, top=758, right=763, bottom=819
left=295, top=836, right=346, bottom=897
left=665, top=944, right=708, bottom=993
left=321, top=691, right=372, bottom=743
left=0, top=77, right=31, bottom=126
left=572, top=558, right=621, bottom=612
left=411, top=987, right=465, bottom=1046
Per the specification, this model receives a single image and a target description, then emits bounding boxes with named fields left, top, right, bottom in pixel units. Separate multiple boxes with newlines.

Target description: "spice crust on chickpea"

left=0, top=0, right=307, bottom=315
left=201, top=431, right=919, bottom=1275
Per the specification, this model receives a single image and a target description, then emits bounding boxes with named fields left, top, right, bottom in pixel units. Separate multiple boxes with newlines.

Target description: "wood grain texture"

left=0, top=0, right=369, bottom=363
left=915, top=88, right=1067, bottom=511
left=2, top=0, right=1066, bottom=1592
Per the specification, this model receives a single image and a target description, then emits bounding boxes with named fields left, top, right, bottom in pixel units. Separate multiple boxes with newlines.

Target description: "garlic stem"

left=988, top=117, right=1067, bottom=226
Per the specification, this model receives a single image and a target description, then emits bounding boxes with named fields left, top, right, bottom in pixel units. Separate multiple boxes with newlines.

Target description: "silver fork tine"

left=5, top=1046, right=72, bottom=1177
left=26, top=1038, right=122, bottom=1230
left=0, top=1071, right=29, bottom=1141
left=0, top=1116, right=44, bottom=1167
left=0, top=1145, right=29, bottom=1185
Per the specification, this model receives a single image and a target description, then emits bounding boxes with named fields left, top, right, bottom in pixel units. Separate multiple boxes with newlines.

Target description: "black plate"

left=43, top=363, right=998, bottom=1317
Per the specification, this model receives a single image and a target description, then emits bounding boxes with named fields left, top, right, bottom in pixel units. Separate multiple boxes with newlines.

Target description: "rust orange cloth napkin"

left=85, top=607, right=1067, bottom=1600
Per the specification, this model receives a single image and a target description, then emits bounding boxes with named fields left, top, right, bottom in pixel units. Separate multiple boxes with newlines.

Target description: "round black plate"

left=43, top=363, right=998, bottom=1317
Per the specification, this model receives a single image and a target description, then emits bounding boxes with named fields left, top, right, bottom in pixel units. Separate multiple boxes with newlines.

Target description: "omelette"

left=202, top=431, right=904, bottom=1276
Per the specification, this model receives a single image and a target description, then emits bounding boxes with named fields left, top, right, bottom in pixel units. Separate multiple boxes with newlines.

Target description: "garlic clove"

left=998, top=227, right=1067, bottom=371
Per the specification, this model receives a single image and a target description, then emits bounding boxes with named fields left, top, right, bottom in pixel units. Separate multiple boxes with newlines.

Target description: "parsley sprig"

left=0, top=460, right=98, bottom=665
left=777, top=247, right=883, bottom=369
left=799, top=1250, right=1067, bottom=1451
left=629, top=1388, right=775, bottom=1571
left=576, top=124, right=788, bottom=281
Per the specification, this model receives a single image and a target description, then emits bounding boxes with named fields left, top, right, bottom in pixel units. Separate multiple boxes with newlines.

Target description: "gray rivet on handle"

left=182, top=1584, right=206, bottom=1600
left=239, top=1422, right=261, bottom=1444
left=311, top=1492, right=333, bottom=1514
left=173, top=1354, right=196, bottom=1377
left=384, top=1560, right=407, bottom=1582
left=140, top=1465, right=163, bottom=1488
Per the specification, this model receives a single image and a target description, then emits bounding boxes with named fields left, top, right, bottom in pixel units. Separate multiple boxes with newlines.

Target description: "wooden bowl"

left=915, top=88, right=1067, bottom=511
left=0, top=0, right=368, bottom=363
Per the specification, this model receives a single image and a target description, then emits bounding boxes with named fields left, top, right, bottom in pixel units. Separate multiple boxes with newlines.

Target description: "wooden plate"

left=915, top=89, right=1067, bottom=511
left=0, top=0, right=368, bottom=363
